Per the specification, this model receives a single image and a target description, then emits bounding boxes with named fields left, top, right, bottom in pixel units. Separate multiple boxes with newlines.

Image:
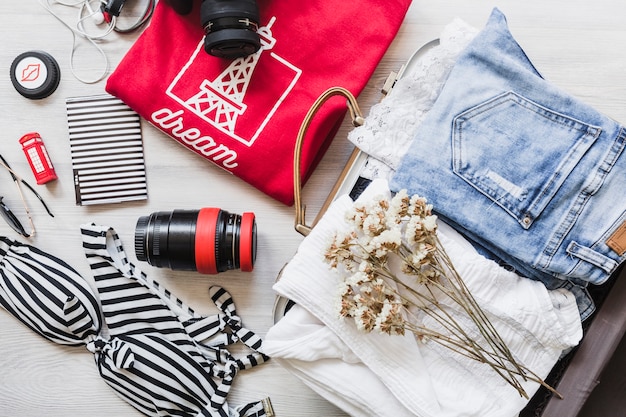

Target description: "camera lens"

left=200, top=0, right=261, bottom=59
left=134, top=208, right=256, bottom=274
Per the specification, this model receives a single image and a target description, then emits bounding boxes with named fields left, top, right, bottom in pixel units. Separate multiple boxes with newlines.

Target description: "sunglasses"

left=0, top=154, right=53, bottom=238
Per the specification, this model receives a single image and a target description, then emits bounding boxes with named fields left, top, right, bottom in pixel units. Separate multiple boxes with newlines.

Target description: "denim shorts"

left=390, top=8, right=626, bottom=320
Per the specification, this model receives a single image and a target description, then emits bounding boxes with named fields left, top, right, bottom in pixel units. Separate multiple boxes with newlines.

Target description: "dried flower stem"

left=364, top=249, right=534, bottom=399
left=325, top=190, right=561, bottom=399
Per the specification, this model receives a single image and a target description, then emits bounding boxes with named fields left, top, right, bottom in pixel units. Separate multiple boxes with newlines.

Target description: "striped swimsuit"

left=0, top=224, right=271, bottom=417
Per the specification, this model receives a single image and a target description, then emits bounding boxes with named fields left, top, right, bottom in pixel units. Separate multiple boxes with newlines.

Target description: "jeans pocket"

left=452, top=91, right=601, bottom=229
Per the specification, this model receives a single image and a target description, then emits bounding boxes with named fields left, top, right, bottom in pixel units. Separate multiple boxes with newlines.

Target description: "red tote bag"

left=106, top=0, right=412, bottom=205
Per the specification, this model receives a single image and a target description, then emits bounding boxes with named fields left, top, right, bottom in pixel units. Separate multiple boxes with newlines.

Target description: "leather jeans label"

left=607, top=220, right=626, bottom=256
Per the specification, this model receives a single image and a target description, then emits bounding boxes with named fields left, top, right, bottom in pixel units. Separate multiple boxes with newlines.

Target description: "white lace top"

left=348, top=19, right=478, bottom=180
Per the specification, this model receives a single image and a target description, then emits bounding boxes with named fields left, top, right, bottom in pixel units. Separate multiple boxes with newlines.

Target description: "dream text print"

left=152, top=107, right=239, bottom=169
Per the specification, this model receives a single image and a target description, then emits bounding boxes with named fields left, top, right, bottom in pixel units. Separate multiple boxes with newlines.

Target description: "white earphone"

left=86, top=1, right=106, bottom=25
left=39, top=0, right=155, bottom=83
left=77, top=0, right=116, bottom=39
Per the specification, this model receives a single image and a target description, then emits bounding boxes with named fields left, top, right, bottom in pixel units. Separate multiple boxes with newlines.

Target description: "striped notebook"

left=66, top=94, right=148, bottom=205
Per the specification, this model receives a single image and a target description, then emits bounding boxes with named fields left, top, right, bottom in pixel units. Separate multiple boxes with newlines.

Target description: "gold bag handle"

left=293, top=87, right=365, bottom=236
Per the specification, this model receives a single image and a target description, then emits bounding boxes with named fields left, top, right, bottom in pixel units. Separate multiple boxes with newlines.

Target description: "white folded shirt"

left=263, top=179, right=582, bottom=417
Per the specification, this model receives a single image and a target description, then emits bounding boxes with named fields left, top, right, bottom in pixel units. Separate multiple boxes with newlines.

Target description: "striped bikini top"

left=0, top=224, right=271, bottom=417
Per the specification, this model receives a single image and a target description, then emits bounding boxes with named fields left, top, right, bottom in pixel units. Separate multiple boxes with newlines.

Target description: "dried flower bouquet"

left=323, top=189, right=559, bottom=399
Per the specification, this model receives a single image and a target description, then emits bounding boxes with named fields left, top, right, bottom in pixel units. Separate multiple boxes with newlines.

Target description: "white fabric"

left=348, top=18, right=478, bottom=181
left=263, top=179, right=582, bottom=417
left=267, top=305, right=416, bottom=417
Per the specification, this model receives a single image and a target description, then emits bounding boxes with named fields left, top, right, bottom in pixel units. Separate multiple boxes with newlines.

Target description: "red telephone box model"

left=19, top=132, right=58, bottom=184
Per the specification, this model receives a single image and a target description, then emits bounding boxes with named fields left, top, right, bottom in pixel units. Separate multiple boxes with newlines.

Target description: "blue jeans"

left=390, top=8, right=626, bottom=320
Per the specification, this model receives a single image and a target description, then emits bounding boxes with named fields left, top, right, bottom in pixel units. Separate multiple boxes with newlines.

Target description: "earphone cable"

left=39, top=0, right=110, bottom=84
left=77, top=0, right=117, bottom=40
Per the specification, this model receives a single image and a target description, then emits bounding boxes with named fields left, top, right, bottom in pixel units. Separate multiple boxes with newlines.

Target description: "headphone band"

left=103, top=0, right=126, bottom=17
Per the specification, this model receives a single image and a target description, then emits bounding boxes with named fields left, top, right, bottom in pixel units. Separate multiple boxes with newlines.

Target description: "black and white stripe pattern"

left=81, top=224, right=270, bottom=417
left=66, top=94, right=148, bottom=206
left=0, top=228, right=271, bottom=417
left=0, top=236, right=101, bottom=345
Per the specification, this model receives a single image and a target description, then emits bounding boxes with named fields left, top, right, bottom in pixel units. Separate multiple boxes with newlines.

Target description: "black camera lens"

left=134, top=208, right=256, bottom=274
left=200, top=0, right=261, bottom=59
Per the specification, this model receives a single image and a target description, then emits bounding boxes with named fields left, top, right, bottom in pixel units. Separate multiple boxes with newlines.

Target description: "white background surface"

left=1, top=1, right=625, bottom=416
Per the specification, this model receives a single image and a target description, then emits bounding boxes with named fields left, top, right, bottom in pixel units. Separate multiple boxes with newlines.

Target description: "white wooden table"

left=1, top=1, right=625, bottom=416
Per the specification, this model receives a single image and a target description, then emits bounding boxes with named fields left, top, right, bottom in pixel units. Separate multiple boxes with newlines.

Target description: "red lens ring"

left=195, top=207, right=220, bottom=274
left=239, top=212, right=255, bottom=272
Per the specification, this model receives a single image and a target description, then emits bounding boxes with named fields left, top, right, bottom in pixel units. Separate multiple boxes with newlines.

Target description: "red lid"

left=239, top=212, right=256, bottom=272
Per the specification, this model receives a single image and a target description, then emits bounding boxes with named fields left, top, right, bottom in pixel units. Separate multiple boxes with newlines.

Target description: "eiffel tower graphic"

left=184, top=17, right=278, bottom=134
